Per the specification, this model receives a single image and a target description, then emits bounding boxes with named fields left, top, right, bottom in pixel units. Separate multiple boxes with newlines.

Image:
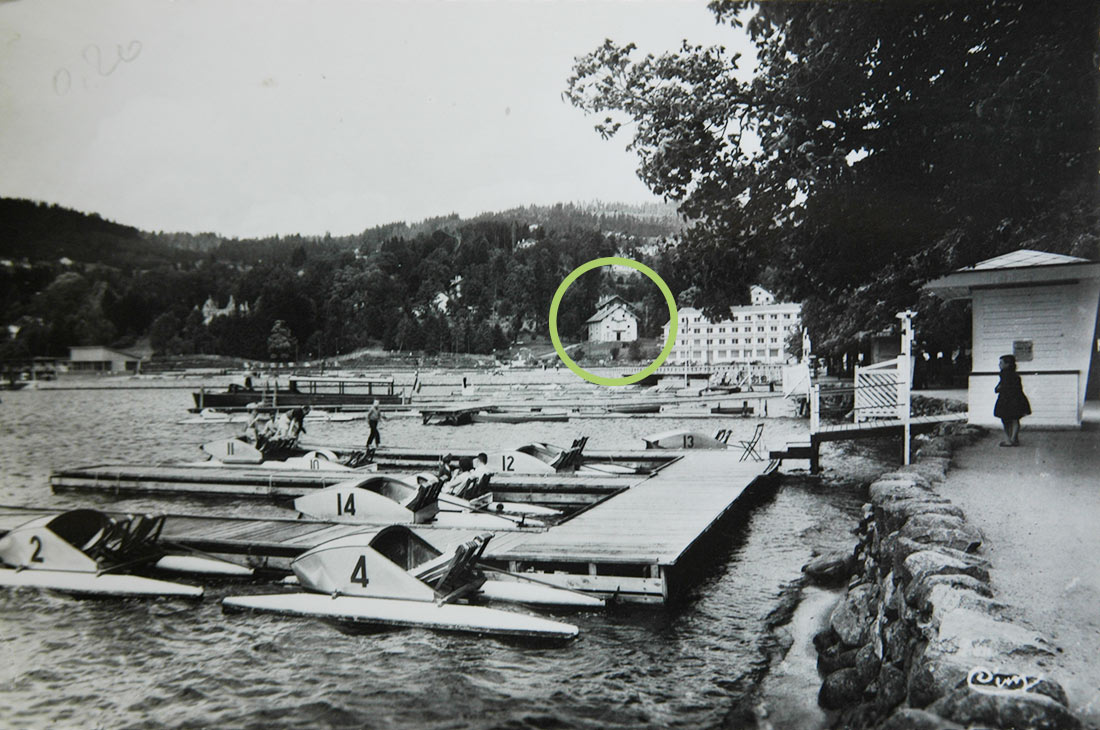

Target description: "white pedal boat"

left=642, top=428, right=734, bottom=450
left=0, top=509, right=234, bottom=598
left=224, top=527, right=595, bottom=640
left=293, top=475, right=545, bottom=528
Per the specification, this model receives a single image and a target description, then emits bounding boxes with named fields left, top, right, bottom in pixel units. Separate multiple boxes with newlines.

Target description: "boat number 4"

left=350, top=555, right=369, bottom=587
left=500, top=455, right=515, bottom=472
left=335, top=493, right=356, bottom=516
left=28, top=535, right=45, bottom=563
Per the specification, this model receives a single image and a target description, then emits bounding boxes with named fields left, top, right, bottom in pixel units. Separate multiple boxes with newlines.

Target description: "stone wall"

left=803, top=425, right=1089, bottom=730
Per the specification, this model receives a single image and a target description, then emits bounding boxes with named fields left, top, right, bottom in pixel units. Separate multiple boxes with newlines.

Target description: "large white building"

left=587, top=296, right=639, bottom=343
left=663, top=287, right=802, bottom=364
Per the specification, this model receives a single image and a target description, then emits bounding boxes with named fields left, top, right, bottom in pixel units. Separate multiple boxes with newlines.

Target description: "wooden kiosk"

left=924, top=250, right=1100, bottom=428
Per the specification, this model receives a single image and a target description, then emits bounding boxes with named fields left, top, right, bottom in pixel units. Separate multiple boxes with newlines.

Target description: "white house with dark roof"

left=924, top=249, right=1100, bottom=427
left=587, top=295, right=638, bottom=343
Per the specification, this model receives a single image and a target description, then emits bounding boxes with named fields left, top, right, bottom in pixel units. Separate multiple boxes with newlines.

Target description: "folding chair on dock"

left=738, top=423, right=766, bottom=462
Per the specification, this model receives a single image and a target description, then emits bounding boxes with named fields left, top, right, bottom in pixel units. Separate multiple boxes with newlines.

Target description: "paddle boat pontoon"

left=223, top=526, right=598, bottom=639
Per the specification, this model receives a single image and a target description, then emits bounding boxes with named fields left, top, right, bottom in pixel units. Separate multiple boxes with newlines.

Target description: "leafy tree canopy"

left=566, top=1, right=1100, bottom=354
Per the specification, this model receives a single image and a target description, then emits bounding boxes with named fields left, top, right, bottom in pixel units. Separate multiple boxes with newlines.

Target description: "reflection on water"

left=0, top=384, right=871, bottom=729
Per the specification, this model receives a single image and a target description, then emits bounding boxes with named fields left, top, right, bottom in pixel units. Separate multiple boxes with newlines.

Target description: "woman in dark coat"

left=994, top=354, right=1030, bottom=446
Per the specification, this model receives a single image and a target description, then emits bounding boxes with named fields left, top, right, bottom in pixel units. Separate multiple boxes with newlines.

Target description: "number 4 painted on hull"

left=350, top=555, right=369, bottom=587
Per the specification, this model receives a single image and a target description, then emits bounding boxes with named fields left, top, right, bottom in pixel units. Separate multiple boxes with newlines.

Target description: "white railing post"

left=897, top=310, right=916, bottom=465
left=810, top=383, right=820, bottom=433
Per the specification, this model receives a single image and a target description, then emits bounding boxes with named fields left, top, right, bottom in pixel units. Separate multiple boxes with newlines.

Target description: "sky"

left=0, top=0, right=751, bottom=238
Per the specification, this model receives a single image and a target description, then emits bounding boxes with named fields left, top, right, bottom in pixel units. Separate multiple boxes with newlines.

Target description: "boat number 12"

left=500, top=455, right=515, bottom=472
left=28, top=535, right=45, bottom=563
left=350, top=555, right=369, bottom=587
left=336, top=493, right=356, bottom=516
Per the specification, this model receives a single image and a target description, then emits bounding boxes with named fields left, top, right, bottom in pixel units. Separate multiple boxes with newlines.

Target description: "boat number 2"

left=336, top=493, right=356, bottom=516
left=500, top=455, right=515, bottom=472
left=682, top=434, right=694, bottom=448
left=28, top=535, right=44, bottom=563
left=350, top=555, right=369, bottom=587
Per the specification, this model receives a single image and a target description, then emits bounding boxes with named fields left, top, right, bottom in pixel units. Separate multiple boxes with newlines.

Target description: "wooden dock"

left=39, top=450, right=779, bottom=603
left=769, top=413, right=967, bottom=472
left=48, top=464, right=635, bottom=506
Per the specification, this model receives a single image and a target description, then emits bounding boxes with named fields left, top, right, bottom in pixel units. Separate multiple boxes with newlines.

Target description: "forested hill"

left=0, top=198, right=681, bottom=362
left=0, top=199, right=197, bottom=269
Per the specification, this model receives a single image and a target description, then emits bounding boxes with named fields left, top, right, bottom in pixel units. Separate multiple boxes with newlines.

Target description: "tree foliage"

left=1, top=199, right=677, bottom=361
left=566, top=1, right=1100, bottom=354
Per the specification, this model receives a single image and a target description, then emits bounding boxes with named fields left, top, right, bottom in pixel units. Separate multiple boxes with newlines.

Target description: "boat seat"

left=405, top=479, right=444, bottom=514
left=428, top=533, right=492, bottom=602
left=551, top=437, right=588, bottom=472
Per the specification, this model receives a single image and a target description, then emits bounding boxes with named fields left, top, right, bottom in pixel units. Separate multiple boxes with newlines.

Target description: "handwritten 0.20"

left=53, top=41, right=142, bottom=96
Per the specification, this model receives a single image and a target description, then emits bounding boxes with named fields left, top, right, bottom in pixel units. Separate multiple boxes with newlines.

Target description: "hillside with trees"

left=0, top=199, right=679, bottom=362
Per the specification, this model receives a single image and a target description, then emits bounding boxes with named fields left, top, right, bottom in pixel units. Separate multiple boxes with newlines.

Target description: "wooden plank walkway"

left=770, top=412, right=967, bottom=471
left=493, top=452, right=774, bottom=566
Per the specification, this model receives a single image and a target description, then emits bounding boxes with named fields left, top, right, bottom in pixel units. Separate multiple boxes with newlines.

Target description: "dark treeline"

left=0, top=199, right=678, bottom=362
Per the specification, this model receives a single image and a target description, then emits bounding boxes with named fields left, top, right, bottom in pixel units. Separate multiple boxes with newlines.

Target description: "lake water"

left=0, top=379, right=876, bottom=730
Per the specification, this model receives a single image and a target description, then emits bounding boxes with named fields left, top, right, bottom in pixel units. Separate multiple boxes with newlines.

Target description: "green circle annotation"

left=548, top=256, right=678, bottom=387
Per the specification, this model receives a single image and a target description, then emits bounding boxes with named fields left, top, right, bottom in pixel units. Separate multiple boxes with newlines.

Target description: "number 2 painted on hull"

left=350, top=555, right=369, bottom=587
left=29, top=535, right=44, bottom=563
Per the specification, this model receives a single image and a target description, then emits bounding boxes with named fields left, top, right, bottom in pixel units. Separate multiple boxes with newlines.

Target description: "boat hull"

left=0, top=568, right=203, bottom=598
left=223, top=593, right=578, bottom=639
left=472, top=412, right=569, bottom=424
left=192, top=392, right=403, bottom=410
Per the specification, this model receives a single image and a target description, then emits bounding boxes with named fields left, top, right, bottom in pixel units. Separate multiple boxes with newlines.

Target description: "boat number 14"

left=335, top=493, right=356, bottom=516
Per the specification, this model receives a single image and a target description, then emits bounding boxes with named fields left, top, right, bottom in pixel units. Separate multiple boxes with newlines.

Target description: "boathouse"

left=68, top=346, right=143, bottom=373
left=923, top=250, right=1100, bottom=428
left=587, top=296, right=638, bottom=343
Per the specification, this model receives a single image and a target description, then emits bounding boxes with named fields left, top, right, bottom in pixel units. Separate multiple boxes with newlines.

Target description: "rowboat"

left=471, top=410, right=570, bottom=424
left=223, top=527, right=594, bottom=639
left=0, top=509, right=250, bottom=598
left=606, top=403, right=662, bottom=414
left=198, top=438, right=356, bottom=472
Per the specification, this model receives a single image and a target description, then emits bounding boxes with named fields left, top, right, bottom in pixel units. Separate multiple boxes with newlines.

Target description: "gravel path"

left=939, top=403, right=1100, bottom=722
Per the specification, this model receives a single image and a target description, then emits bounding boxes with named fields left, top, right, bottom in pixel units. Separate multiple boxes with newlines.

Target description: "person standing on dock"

left=994, top=354, right=1030, bottom=447
left=366, top=399, right=383, bottom=450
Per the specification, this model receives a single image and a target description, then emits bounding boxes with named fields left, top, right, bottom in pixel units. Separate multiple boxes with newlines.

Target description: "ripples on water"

left=0, top=383, right=875, bottom=729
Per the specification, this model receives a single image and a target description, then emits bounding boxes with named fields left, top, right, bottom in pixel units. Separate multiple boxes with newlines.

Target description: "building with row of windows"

left=662, top=286, right=802, bottom=364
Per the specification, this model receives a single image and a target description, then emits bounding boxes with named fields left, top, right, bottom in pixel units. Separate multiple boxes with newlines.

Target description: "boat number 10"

left=335, top=493, right=356, bottom=516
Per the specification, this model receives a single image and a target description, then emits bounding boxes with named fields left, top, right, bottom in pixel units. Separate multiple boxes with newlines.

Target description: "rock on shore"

left=808, top=425, right=1091, bottom=730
